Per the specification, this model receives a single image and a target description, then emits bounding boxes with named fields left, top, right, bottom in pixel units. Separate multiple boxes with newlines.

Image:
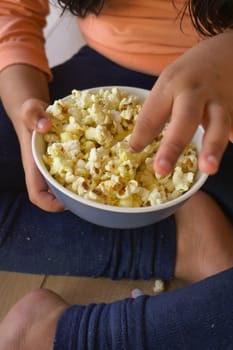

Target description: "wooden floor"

left=0, top=271, right=158, bottom=321
left=0, top=271, right=185, bottom=322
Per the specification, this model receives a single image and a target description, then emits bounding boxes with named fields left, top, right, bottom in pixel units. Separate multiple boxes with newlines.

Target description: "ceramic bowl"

left=32, top=86, right=208, bottom=229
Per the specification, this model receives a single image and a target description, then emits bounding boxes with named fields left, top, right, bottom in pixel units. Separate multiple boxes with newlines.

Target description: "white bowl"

left=32, top=86, right=208, bottom=229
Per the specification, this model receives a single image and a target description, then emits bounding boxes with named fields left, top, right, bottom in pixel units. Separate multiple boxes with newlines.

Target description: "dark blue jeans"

left=0, top=46, right=233, bottom=348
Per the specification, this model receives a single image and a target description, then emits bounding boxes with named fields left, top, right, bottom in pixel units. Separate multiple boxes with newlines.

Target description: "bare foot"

left=175, top=191, right=233, bottom=283
left=0, top=288, right=68, bottom=350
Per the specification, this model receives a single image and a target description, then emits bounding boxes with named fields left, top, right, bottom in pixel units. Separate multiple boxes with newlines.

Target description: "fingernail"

left=206, top=155, right=218, bottom=166
left=37, top=118, right=49, bottom=130
left=157, top=158, right=171, bottom=172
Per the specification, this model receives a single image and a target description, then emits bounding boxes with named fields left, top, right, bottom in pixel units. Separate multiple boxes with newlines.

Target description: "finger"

left=229, top=116, right=233, bottom=143
left=21, top=98, right=51, bottom=133
left=198, top=102, right=230, bottom=174
left=22, top=137, right=65, bottom=212
left=129, top=81, right=173, bottom=152
left=27, top=162, right=65, bottom=212
left=153, top=91, right=204, bottom=175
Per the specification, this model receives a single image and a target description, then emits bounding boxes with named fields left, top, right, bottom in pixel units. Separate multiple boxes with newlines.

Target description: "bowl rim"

left=32, top=86, right=208, bottom=213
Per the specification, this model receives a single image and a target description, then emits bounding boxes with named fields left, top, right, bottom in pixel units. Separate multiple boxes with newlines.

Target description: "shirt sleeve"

left=0, top=0, right=52, bottom=80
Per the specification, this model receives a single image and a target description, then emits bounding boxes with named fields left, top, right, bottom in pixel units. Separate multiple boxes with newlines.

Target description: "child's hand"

left=18, top=98, right=65, bottom=212
left=130, top=31, right=233, bottom=175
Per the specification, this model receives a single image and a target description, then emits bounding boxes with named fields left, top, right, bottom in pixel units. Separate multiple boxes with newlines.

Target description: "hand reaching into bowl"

left=129, top=31, right=233, bottom=176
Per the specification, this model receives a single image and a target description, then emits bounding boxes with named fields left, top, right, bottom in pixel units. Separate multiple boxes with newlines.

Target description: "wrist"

left=0, top=64, right=50, bottom=120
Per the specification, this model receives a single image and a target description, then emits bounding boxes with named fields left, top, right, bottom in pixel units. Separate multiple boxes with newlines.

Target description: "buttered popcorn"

left=43, top=87, right=198, bottom=207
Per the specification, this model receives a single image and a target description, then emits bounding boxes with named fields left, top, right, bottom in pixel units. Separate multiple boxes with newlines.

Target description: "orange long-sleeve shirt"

left=78, top=0, right=200, bottom=75
left=0, top=1, right=51, bottom=77
left=0, top=0, right=200, bottom=80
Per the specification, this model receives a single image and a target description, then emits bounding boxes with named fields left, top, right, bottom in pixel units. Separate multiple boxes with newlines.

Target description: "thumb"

left=21, top=98, right=51, bottom=133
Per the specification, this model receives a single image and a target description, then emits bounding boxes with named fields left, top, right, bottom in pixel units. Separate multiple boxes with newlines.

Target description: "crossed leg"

left=0, top=191, right=233, bottom=350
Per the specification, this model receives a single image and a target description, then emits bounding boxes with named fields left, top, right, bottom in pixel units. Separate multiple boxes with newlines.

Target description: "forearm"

left=0, top=64, right=49, bottom=124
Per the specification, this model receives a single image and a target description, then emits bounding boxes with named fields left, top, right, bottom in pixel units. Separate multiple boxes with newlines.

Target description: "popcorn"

left=153, top=279, right=165, bottom=294
left=85, top=125, right=113, bottom=146
left=43, top=87, right=198, bottom=207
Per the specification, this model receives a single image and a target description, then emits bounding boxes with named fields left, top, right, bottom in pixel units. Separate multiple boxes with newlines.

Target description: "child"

left=0, top=0, right=233, bottom=349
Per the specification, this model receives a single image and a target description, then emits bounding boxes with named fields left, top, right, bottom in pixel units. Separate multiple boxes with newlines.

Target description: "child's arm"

left=130, top=30, right=233, bottom=176
left=0, top=64, right=64, bottom=212
left=0, top=1, right=64, bottom=211
left=0, top=0, right=51, bottom=79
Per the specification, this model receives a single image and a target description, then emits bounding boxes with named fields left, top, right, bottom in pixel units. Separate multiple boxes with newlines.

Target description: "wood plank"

left=43, top=276, right=156, bottom=305
left=0, top=272, right=45, bottom=321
